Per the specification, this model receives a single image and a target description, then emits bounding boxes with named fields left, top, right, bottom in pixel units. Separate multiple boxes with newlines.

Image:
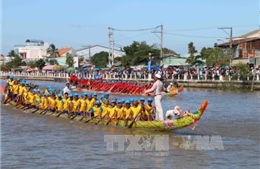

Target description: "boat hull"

left=8, top=100, right=208, bottom=131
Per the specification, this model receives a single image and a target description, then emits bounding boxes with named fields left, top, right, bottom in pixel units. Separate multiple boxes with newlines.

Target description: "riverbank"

left=1, top=74, right=259, bottom=90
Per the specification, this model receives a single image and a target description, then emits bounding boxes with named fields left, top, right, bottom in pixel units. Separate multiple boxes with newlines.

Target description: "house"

left=161, top=54, right=188, bottom=66
left=75, top=45, right=125, bottom=60
left=57, top=47, right=74, bottom=57
left=218, top=30, right=260, bottom=66
left=55, top=47, right=74, bottom=66
left=14, top=39, right=50, bottom=60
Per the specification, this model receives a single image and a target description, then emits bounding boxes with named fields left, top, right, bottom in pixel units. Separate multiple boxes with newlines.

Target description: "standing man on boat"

left=144, top=73, right=164, bottom=121
left=63, top=82, right=71, bottom=94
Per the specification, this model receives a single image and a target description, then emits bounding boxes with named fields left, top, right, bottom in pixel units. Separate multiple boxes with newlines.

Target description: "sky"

left=1, top=0, right=259, bottom=57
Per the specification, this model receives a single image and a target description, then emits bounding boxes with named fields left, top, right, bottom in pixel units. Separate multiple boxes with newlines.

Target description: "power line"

left=110, top=26, right=159, bottom=32
left=165, top=24, right=257, bottom=32
left=115, top=32, right=151, bottom=42
left=164, top=32, right=226, bottom=39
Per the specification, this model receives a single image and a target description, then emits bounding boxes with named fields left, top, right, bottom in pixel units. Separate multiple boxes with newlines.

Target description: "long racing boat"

left=8, top=100, right=208, bottom=131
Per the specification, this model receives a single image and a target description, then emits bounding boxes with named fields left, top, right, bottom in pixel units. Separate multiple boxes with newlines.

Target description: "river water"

left=1, top=80, right=260, bottom=169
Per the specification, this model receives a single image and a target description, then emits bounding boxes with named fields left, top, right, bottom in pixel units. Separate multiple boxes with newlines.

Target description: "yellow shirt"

left=63, top=98, right=69, bottom=110
left=115, top=106, right=124, bottom=118
left=123, top=107, right=132, bottom=119
left=108, top=106, right=116, bottom=118
left=8, top=81, right=14, bottom=91
left=19, top=86, right=26, bottom=95
left=12, top=84, right=19, bottom=94
left=86, top=99, right=94, bottom=112
left=145, top=104, right=154, bottom=116
left=90, top=106, right=103, bottom=117
left=72, top=99, right=81, bottom=112
left=48, top=97, right=56, bottom=109
left=56, top=98, right=64, bottom=111
left=79, top=99, right=86, bottom=112
left=28, top=92, right=35, bottom=104
left=42, top=97, right=48, bottom=109
left=130, top=105, right=142, bottom=118
left=101, top=105, right=109, bottom=117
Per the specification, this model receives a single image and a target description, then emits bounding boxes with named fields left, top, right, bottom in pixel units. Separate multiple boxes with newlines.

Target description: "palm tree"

left=7, top=50, right=18, bottom=60
left=47, top=44, right=60, bottom=58
left=185, top=42, right=201, bottom=65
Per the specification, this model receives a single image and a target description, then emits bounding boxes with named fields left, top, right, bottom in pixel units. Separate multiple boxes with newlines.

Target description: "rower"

left=89, top=100, right=103, bottom=118
left=115, top=99, right=124, bottom=120
left=145, top=98, right=155, bottom=121
left=130, top=98, right=142, bottom=120
left=92, top=93, right=97, bottom=101
left=67, top=94, right=74, bottom=117
left=79, top=93, right=87, bottom=116
left=139, top=98, right=146, bottom=120
left=62, top=92, right=69, bottom=115
left=72, top=93, right=81, bottom=116
left=108, top=99, right=116, bottom=119
left=56, top=94, right=64, bottom=113
left=104, top=92, right=110, bottom=100
left=122, top=100, right=133, bottom=124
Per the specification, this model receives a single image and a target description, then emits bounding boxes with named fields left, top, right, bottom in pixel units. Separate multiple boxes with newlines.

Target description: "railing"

left=0, top=71, right=259, bottom=82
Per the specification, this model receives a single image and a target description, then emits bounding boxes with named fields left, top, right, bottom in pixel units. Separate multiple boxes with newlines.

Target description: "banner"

left=148, top=60, right=152, bottom=72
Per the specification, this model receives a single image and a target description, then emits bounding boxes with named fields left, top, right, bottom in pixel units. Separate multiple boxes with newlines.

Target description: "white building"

left=75, top=45, right=125, bottom=60
left=14, top=39, right=49, bottom=60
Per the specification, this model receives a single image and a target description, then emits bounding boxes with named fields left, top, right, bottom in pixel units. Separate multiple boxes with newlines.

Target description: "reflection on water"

left=1, top=80, right=260, bottom=169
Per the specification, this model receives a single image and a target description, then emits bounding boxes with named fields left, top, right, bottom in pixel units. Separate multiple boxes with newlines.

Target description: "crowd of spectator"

left=1, top=65, right=260, bottom=81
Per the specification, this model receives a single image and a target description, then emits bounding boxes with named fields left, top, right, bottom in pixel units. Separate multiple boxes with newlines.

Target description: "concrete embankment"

left=0, top=75, right=259, bottom=90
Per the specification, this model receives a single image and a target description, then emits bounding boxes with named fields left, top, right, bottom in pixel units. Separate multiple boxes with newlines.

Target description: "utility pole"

left=108, top=27, right=114, bottom=68
left=152, top=24, right=163, bottom=65
left=218, top=27, right=233, bottom=66
left=160, top=24, right=163, bottom=65
left=89, top=45, right=91, bottom=59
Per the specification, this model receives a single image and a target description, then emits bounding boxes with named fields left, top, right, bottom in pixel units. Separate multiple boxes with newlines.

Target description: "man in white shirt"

left=166, top=83, right=173, bottom=93
left=144, top=73, right=164, bottom=121
left=63, top=82, right=71, bottom=94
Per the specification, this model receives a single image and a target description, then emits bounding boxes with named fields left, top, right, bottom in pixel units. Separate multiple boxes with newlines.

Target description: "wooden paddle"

left=84, top=115, right=98, bottom=123
left=95, top=113, right=109, bottom=125
left=128, top=111, right=141, bottom=129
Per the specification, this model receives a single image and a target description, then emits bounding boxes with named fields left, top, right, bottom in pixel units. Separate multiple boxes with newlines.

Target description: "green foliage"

left=47, top=44, right=59, bottom=58
left=90, top=51, right=109, bottom=68
left=185, top=42, right=200, bottom=65
left=121, top=41, right=161, bottom=67
left=234, top=63, right=249, bottom=80
left=1, top=50, right=23, bottom=70
left=200, top=46, right=231, bottom=66
left=48, top=59, right=59, bottom=65
left=66, top=53, right=74, bottom=67
left=27, top=59, right=46, bottom=69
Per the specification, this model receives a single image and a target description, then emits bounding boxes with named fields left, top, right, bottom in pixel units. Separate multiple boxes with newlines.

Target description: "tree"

left=121, top=41, right=161, bottom=66
left=200, top=44, right=232, bottom=66
left=66, top=53, right=74, bottom=67
left=47, top=44, right=59, bottom=58
left=90, top=51, right=109, bottom=68
left=35, top=59, right=46, bottom=69
left=185, top=42, right=201, bottom=65
left=7, top=50, right=18, bottom=60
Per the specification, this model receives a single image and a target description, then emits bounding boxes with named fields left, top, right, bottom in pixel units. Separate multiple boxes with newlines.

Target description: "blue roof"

left=25, top=39, right=44, bottom=43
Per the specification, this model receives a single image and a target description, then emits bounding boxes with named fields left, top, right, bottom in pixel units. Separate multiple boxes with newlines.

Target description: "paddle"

left=56, top=111, right=63, bottom=117
left=95, top=113, right=109, bottom=125
left=84, top=115, right=98, bottom=123
left=128, top=111, right=141, bottom=129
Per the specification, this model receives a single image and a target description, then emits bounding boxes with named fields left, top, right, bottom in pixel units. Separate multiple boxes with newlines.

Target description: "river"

left=1, top=80, right=260, bottom=169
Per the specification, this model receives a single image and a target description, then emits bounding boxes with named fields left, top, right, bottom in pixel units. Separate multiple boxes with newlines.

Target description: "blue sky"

left=1, top=0, right=259, bottom=56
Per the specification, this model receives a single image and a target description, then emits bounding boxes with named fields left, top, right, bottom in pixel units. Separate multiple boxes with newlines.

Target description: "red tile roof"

left=57, top=47, right=72, bottom=57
